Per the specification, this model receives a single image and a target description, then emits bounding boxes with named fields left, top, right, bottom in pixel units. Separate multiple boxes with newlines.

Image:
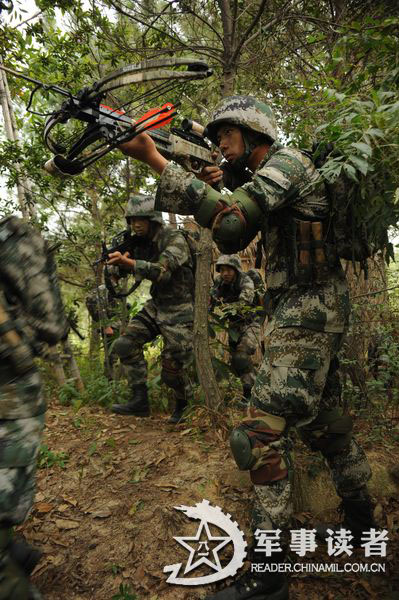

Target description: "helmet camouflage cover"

left=215, top=254, right=242, bottom=273
left=125, top=193, right=164, bottom=225
left=204, top=95, right=277, bottom=146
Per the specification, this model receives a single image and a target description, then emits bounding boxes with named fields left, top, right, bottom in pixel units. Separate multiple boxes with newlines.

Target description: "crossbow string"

left=0, top=57, right=212, bottom=176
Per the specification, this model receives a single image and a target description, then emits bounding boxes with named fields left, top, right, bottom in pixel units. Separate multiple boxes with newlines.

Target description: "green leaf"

left=343, top=164, right=359, bottom=182
left=351, top=142, right=372, bottom=157
left=349, top=155, right=369, bottom=176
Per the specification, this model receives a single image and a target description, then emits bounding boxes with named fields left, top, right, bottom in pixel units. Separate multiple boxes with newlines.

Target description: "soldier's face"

left=216, top=125, right=245, bottom=164
left=219, top=265, right=237, bottom=283
left=130, top=217, right=151, bottom=237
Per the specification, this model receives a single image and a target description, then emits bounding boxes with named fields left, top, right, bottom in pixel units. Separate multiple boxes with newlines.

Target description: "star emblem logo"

left=174, top=519, right=231, bottom=574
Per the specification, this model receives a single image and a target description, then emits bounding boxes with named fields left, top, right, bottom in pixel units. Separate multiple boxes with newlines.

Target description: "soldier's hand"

left=119, top=133, right=167, bottom=174
left=198, top=165, right=223, bottom=186
left=104, top=326, right=114, bottom=335
left=107, top=251, right=136, bottom=271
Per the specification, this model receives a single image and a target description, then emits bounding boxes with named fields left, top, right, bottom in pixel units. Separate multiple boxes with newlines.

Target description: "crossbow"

left=0, top=57, right=212, bottom=176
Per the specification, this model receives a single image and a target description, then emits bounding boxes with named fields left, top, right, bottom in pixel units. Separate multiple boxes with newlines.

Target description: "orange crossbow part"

left=135, top=102, right=176, bottom=130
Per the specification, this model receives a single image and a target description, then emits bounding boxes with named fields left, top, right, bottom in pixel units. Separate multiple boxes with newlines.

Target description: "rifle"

left=93, top=230, right=155, bottom=298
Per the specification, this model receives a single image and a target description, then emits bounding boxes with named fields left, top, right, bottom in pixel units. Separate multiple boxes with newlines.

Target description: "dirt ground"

left=22, top=399, right=399, bottom=600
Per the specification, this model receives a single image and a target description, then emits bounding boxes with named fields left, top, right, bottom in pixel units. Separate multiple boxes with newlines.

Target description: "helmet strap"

left=232, top=128, right=257, bottom=171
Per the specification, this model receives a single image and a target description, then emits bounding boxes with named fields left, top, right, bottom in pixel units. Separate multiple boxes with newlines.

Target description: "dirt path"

left=23, top=400, right=399, bottom=600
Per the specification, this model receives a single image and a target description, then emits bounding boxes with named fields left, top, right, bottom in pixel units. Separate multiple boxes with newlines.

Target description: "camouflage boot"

left=112, top=384, right=150, bottom=417
left=205, top=548, right=289, bottom=600
left=168, top=389, right=190, bottom=424
left=316, top=487, right=376, bottom=547
left=0, top=528, right=34, bottom=600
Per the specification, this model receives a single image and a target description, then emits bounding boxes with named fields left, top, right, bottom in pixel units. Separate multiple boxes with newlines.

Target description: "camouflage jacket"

left=0, top=216, right=68, bottom=417
left=155, top=142, right=350, bottom=333
left=130, top=224, right=194, bottom=323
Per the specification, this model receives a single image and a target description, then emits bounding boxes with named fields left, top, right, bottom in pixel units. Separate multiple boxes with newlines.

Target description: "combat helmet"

left=215, top=254, right=242, bottom=273
left=204, top=96, right=277, bottom=170
left=125, top=193, right=164, bottom=225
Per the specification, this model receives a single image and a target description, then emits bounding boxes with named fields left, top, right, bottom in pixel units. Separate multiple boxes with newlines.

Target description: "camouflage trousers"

left=0, top=392, right=44, bottom=526
left=247, top=326, right=371, bottom=530
left=117, top=300, right=193, bottom=396
left=228, top=319, right=262, bottom=389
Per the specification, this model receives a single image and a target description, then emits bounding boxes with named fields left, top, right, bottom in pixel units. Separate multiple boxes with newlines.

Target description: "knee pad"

left=113, top=335, right=135, bottom=358
left=299, top=409, right=353, bottom=456
left=229, top=411, right=289, bottom=485
left=231, top=352, right=251, bottom=377
left=161, top=358, right=184, bottom=390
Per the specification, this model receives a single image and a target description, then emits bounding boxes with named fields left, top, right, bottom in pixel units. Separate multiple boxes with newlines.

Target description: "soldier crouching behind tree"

left=107, top=194, right=195, bottom=424
left=116, top=96, right=375, bottom=600
left=0, top=216, right=68, bottom=599
left=210, top=254, right=262, bottom=403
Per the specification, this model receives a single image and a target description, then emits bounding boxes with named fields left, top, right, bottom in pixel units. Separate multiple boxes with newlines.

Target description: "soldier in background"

left=0, top=216, right=68, bottom=599
left=108, top=194, right=195, bottom=424
left=210, top=254, right=262, bottom=402
left=85, top=281, right=124, bottom=380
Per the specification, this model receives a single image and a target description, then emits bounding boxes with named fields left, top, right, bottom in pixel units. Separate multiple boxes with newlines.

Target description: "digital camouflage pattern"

left=0, top=216, right=67, bottom=526
left=211, top=260, right=261, bottom=390
left=125, top=193, right=164, bottom=225
left=204, top=95, right=277, bottom=144
left=115, top=223, right=194, bottom=394
left=154, top=132, right=371, bottom=531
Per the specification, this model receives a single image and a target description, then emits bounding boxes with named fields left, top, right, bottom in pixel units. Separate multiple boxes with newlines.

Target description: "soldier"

left=85, top=281, right=123, bottom=379
left=0, top=216, right=68, bottom=599
left=118, top=96, right=375, bottom=599
left=108, top=194, right=195, bottom=424
left=210, top=254, right=262, bottom=401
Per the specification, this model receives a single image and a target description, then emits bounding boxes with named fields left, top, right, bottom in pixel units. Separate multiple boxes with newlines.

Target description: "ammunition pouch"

left=298, top=408, right=353, bottom=456
left=295, top=219, right=330, bottom=286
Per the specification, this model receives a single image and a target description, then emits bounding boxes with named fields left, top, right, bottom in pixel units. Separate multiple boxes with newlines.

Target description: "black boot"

left=205, top=550, right=289, bottom=600
left=9, top=536, right=42, bottom=575
left=168, top=391, right=188, bottom=424
left=0, top=528, right=36, bottom=600
left=112, top=384, right=150, bottom=416
left=316, top=487, right=376, bottom=547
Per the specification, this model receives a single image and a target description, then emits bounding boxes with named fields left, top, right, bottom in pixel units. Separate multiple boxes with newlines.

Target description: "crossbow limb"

left=39, top=57, right=212, bottom=176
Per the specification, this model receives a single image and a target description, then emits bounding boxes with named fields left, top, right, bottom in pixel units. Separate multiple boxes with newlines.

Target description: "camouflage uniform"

left=0, top=216, right=68, bottom=599
left=152, top=97, right=374, bottom=595
left=210, top=255, right=262, bottom=397
left=111, top=195, right=194, bottom=422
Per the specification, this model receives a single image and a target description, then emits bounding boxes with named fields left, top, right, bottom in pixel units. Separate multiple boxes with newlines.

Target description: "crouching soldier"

left=210, top=254, right=262, bottom=402
left=0, top=216, right=68, bottom=599
left=108, top=194, right=195, bottom=424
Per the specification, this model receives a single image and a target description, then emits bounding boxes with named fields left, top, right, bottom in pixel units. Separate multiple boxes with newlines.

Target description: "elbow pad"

left=212, top=189, right=262, bottom=254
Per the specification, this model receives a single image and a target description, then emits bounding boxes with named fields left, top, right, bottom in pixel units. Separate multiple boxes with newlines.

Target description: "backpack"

left=312, top=142, right=397, bottom=272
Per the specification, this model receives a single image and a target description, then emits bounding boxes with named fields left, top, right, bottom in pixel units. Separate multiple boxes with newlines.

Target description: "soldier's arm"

left=238, top=275, right=255, bottom=305
left=134, top=231, right=190, bottom=284
left=119, top=136, right=308, bottom=248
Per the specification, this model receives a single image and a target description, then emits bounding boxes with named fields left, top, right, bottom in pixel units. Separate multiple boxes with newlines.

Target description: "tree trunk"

left=62, top=339, right=85, bottom=393
left=47, top=345, right=66, bottom=386
left=0, top=65, right=35, bottom=219
left=193, top=228, right=222, bottom=413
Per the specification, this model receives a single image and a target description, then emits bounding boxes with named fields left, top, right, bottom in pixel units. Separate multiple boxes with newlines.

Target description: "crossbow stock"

left=1, top=57, right=212, bottom=176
